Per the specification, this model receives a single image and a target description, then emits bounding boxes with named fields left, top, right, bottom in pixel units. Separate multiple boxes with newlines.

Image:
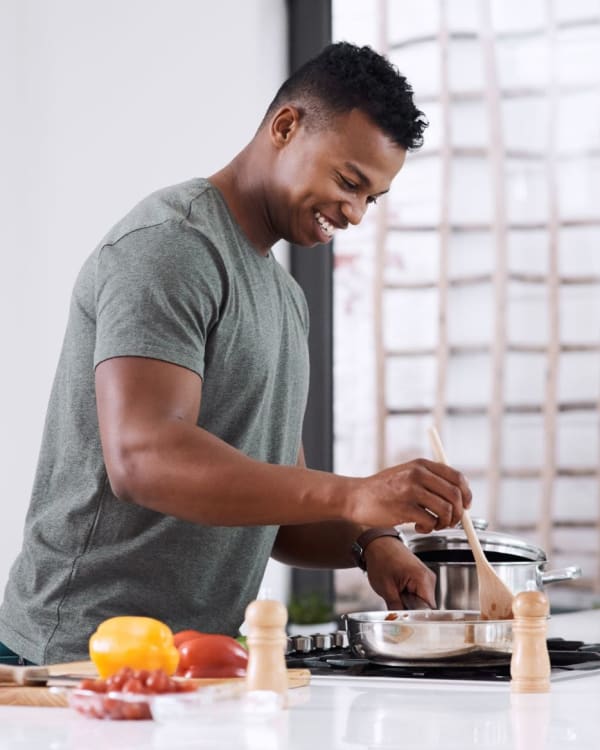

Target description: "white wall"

left=0, top=0, right=290, bottom=602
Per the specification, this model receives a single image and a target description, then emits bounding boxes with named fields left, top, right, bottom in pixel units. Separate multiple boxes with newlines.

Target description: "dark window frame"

left=287, top=0, right=335, bottom=609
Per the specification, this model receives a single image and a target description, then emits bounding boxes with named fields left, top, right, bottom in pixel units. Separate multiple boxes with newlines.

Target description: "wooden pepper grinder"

left=510, top=585, right=551, bottom=693
left=245, top=599, right=288, bottom=705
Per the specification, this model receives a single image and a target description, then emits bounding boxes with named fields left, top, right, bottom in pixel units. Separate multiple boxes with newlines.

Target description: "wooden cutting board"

left=0, top=661, right=310, bottom=707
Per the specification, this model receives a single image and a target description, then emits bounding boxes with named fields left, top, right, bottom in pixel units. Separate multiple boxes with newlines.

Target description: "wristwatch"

left=350, top=527, right=406, bottom=571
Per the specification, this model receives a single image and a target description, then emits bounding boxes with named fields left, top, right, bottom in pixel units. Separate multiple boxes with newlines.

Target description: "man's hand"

left=362, top=535, right=437, bottom=609
left=348, top=458, right=472, bottom=533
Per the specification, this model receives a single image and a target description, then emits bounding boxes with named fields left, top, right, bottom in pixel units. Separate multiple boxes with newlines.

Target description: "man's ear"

left=269, top=106, right=302, bottom=148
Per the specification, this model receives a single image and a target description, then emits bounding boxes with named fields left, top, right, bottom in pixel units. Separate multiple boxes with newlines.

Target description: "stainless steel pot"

left=408, top=521, right=581, bottom=610
left=345, top=610, right=513, bottom=663
left=422, top=560, right=581, bottom=611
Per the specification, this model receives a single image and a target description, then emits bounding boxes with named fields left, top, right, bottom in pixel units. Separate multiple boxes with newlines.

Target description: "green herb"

left=287, top=592, right=334, bottom=625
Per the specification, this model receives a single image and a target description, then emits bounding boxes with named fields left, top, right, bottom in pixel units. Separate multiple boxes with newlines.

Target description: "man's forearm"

left=97, top=357, right=472, bottom=534
left=271, top=444, right=364, bottom=567
left=271, top=520, right=367, bottom=568
left=108, top=418, right=354, bottom=526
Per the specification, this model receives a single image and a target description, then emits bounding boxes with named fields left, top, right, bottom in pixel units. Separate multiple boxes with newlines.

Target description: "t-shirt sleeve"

left=93, top=221, right=227, bottom=379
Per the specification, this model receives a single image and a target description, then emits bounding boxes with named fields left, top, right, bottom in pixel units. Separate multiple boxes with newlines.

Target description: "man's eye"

left=341, top=177, right=358, bottom=190
left=367, top=196, right=378, bottom=205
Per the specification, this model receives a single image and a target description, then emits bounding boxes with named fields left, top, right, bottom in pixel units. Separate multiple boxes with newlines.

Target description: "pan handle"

left=541, top=566, right=582, bottom=585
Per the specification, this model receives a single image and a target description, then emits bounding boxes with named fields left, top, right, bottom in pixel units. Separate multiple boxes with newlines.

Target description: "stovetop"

left=286, top=637, right=600, bottom=683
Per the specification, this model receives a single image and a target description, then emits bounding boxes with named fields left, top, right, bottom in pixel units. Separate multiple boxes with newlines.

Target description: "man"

left=0, top=42, right=471, bottom=664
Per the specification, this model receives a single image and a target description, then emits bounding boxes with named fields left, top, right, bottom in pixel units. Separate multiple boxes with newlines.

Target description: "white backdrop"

left=0, top=0, right=289, bottom=602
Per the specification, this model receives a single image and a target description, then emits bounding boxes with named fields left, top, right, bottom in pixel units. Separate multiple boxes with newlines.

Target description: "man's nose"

left=341, top=198, right=367, bottom=226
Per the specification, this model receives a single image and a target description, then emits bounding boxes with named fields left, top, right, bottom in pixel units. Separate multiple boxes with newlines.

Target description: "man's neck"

left=209, top=148, right=277, bottom=256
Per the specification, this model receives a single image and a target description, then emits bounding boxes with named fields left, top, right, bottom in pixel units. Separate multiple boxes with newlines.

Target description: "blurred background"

left=0, top=0, right=289, bottom=602
left=333, top=0, right=600, bottom=613
left=1, top=0, right=598, bottom=620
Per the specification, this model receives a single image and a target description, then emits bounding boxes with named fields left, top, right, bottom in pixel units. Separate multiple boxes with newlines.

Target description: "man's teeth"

left=315, top=210, right=335, bottom=237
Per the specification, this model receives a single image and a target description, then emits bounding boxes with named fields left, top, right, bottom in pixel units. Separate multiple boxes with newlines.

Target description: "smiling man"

left=0, top=43, right=472, bottom=665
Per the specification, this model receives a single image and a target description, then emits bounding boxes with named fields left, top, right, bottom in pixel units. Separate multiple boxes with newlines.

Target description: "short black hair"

left=262, top=42, right=427, bottom=151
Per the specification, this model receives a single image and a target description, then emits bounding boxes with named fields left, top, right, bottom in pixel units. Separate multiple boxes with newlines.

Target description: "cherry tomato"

left=145, top=669, right=170, bottom=693
left=175, top=634, right=248, bottom=677
left=173, top=629, right=206, bottom=648
left=121, top=677, right=145, bottom=694
left=73, top=667, right=198, bottom=720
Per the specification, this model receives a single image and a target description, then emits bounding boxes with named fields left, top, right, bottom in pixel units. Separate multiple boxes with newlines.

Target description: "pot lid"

left=407, top=519, right=546, bottom=562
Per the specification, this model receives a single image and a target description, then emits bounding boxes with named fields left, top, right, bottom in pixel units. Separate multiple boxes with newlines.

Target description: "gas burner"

left=285, top=635, right=600, bottom=683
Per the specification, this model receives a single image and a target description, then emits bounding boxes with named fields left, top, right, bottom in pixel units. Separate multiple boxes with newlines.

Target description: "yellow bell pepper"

left=89, top=616, right=179, bottom=678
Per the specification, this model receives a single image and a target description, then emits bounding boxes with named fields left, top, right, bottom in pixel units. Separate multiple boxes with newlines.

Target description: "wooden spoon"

left=427, top=426, right=514, bottom=620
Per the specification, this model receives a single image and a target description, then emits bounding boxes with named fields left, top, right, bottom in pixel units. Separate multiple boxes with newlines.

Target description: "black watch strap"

left=350, top=527, right=405, bottom=571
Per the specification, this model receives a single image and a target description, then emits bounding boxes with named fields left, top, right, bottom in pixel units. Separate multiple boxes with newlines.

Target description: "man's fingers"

left=401, top=591, right=433, bottom=609
left=385, top=590, right=436, bottom=610
left=410, top=486, right=460, bottom=530
left=419, top=458, right=472, bottom=509
left=416, top=466, right=469, bottom=527
left=413, top=576, right=437, bottom=609
left=413, top=506, right=440, bottom=534
left=385, top=596, right=404, bottom=610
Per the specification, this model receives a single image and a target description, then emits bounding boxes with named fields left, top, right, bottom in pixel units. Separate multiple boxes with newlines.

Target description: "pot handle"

left=541, top=566, right=582, bottom=585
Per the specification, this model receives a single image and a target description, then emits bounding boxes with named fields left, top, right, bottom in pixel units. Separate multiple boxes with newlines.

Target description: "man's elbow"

left=102, top=438, right=151, bottom=505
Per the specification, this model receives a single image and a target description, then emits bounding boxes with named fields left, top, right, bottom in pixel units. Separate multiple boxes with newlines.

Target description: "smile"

left=314, top=210, right=335, bottom=238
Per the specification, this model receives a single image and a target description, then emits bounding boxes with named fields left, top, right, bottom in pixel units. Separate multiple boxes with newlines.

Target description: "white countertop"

left=1, top=610, right=599, bottom=750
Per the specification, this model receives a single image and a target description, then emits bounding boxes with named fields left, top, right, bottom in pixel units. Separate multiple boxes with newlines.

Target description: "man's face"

left=268, top=107, right=406, bottom=247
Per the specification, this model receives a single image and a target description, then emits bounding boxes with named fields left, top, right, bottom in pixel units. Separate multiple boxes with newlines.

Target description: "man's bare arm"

left=95, top=357, right=470, bottom=530
left=96, top=357, right=345, bottom=526
left=271, top=444, right=363, bottom=567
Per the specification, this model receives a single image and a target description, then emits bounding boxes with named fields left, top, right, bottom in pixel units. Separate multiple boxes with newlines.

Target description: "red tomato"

left=173, top=629, right=206, bottom=648
left=175, top=634, right=248, bottom=677
left=183, top=664, right=247, bottom=679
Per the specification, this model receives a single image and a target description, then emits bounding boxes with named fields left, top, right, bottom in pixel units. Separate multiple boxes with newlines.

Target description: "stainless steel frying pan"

left=345, top=610, right=513, bottom=664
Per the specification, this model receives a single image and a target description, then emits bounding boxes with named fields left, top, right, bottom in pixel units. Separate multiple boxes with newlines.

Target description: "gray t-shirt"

left=0, top=178, right=310, bottom=664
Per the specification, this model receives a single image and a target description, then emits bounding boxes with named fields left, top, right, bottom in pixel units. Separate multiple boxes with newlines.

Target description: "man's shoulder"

left=100, top=178, right=214, bottom=247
